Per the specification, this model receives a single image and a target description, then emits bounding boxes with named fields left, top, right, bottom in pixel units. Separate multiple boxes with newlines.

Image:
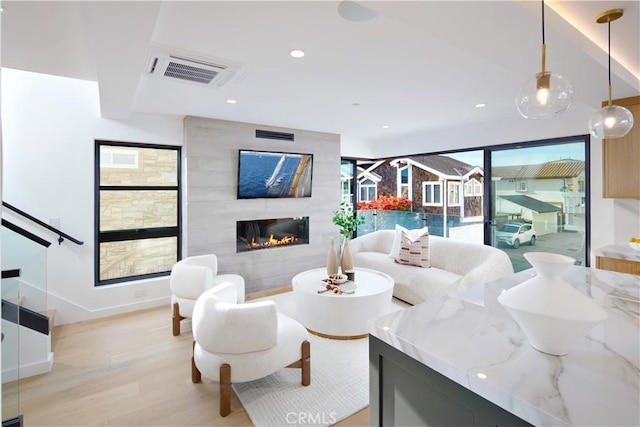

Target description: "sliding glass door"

left=341, top=136, right=589, bottom=272
left=486, top=137, right=589, bottom=272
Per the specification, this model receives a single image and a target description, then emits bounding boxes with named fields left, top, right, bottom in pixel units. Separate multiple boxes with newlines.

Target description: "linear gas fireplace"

left=237, top=216, right=309, bottom=252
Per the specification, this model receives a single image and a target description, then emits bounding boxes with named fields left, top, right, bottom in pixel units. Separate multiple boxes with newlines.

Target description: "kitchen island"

left=369, top=266, right=639, bottom=426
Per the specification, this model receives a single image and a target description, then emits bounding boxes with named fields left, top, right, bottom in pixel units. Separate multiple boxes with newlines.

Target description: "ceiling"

left=2, top=1, right=639, bottom=157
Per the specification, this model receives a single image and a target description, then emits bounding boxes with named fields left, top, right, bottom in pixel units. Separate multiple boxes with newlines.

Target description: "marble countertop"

left=595, top=243, right=640, bottom=262
left=370, top=266, right=639, bottom=426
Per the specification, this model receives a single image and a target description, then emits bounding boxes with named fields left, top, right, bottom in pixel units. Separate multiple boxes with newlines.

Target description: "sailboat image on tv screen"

left=237, top=150, right=313, bottom=199
left=265, top=154, right=287, bottom=190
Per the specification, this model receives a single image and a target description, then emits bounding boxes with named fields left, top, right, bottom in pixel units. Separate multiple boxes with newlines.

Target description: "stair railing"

left=2, top=201, right=83, bottom=245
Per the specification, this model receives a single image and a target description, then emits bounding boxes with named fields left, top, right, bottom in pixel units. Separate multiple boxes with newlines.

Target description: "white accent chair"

left=170, top=254, right=245, bottom=336
left=191, top=283, right=311, bottom=417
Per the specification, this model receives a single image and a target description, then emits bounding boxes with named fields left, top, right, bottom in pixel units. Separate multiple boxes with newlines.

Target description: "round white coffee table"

left=291, top=267, right=394, bottom=339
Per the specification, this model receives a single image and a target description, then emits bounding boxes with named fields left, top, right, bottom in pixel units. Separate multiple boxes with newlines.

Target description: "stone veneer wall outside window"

left=98, top=144, right=180, bottom=283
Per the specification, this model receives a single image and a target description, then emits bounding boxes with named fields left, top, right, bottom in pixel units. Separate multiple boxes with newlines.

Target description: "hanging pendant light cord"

left=607, top=19, right=612, bottom=106
left=540, top=0, right=546, bottom=74
left=541, top=0, right=545, bottom=45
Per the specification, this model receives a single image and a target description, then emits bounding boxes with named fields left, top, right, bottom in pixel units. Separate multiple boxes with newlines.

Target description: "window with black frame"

left=95, top=141, right=181, bottom=286
left=342, top=135, right=589, bottom=271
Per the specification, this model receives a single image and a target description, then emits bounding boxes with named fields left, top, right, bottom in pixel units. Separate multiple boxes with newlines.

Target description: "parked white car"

left=496, top=223, right=536, bottom=249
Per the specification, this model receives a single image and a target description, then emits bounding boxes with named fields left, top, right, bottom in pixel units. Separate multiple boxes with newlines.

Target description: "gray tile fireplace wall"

left=184, top=116, right=342, bottom=293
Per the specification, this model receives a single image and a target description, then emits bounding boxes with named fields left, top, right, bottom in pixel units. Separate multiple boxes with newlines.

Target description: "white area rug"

left=233, top=332, right=368, bottom=426
left=232, top=292, right=407, bottom=426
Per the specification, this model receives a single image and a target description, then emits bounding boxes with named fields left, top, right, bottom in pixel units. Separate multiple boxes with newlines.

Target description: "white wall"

left=367, top=105, right=597, bottom=159
left=612, top=199, right=640, bottom=243
left=1, top=68, right=183, bottom=325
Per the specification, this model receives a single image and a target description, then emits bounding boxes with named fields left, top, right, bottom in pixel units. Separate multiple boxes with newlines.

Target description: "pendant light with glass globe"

left=516, top=0, right=573, bottom=119
left=588, top=9, right=634, bottom=139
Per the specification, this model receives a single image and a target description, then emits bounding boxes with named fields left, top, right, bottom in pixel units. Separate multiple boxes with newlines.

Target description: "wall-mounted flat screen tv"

left=237, top=150, right=313, bottom=199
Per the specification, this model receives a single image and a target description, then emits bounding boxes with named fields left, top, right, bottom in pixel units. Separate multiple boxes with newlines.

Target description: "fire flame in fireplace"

left=248, top=234, right=297, bottom=249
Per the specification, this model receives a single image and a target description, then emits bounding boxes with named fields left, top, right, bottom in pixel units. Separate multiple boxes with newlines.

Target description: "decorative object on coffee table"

left=341, top=238, right=355, bottom=281
left=326, top=238, right=339, bottom=276
left=326, top=273, right=348, bottom=285
left=498, top=252, right=608, bottom=355
left=332, top=202, right=364, bottom=280
left=332, top=202, right=365, bottom=238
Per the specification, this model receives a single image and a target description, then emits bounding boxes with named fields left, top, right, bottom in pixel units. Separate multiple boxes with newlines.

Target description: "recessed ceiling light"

left=382, top=125, right=390, bottom=129
left=289, top=49, right=305, bottom=58
left=475, top=103, right=487, bottom=108
left=226, top=99, right=237, bottom=104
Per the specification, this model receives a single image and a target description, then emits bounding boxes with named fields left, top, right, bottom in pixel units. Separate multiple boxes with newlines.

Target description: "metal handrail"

left=2, top=201, right=84, bottom=245
left=1, top=219, right=51, bottom=248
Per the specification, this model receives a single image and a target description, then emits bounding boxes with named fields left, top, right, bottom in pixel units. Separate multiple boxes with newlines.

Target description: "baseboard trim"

left=2, top=352, right=53, bottom=381
left=47, top=291, right=171, bottom=326
left=246, top=284, right=293, bottom=301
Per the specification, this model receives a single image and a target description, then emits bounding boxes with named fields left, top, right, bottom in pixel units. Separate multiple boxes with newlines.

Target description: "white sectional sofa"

left=349, top=229, right=514, bottom=305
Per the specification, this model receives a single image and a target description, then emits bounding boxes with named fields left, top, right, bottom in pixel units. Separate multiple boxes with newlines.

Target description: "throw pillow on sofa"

left=389, top=224, right=428, bottom=259
left=395, top=229, right=430, bottom=268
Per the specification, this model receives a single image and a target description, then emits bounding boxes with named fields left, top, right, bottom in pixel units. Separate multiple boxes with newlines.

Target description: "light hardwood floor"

left=10, top=290, right=369, bottom=426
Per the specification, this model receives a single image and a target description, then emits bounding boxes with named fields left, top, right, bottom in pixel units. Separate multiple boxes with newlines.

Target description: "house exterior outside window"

left=447, top=181, right=460, bottom=206
left=95, top=141, right=181, bottom=286
left=341, top=160, right=355, bottom=204
left=359, top=178, right=377, bottom=202
left=578, top=179, right=585, bottom=192
left=341, top=179, right=352, bottom=203
left=474, top=179, right=482, bottom=196
left=398, top=166, right=411, bottom=198
left=516, top=180, right=527, bottom=192
left=464, top=178, right=483, bottom=197
left=422, top=182, right=442, bottom=206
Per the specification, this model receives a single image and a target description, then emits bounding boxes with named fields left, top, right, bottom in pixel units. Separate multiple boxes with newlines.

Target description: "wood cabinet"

left=596, top=256, right=640, bottom=275
left=602, top=96, right=640, bottom=199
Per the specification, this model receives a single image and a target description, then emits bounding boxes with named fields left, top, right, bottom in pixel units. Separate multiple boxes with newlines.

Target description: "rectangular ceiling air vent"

left=163, top=57, right=221, bottom=84
left=147, top=47, right=243, bottom=88
left=255, top=130, right=295, bottom=141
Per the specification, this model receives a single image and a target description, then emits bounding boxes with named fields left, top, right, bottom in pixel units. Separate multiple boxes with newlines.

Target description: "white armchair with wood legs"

left=170, top=254, right=245, bottom=336
left=191, top=282, right=311, bottom=417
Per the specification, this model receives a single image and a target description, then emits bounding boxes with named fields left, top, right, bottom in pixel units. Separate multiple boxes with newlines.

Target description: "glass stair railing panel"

left=2, top=275, right=21, bottom=422
left=1, top=225, right=49, bottom=313
left=2, top=222, right=49, bottom=426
